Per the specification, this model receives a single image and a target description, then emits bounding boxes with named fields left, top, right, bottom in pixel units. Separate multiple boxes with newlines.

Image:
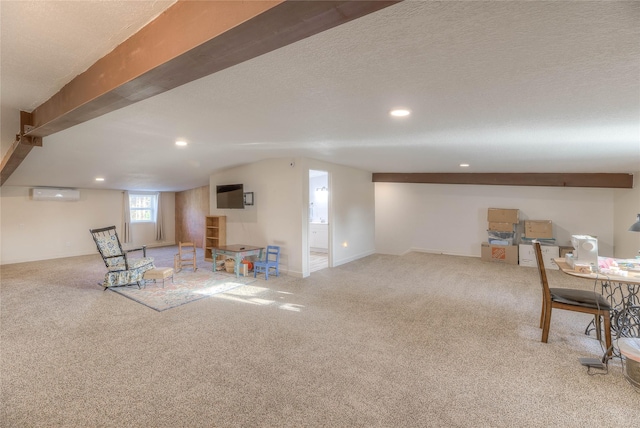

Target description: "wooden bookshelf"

left=204, top=216, right=226, bottom=267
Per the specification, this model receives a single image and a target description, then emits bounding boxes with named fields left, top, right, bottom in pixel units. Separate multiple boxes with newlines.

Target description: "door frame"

left=307, top=169, right=331, bottom=276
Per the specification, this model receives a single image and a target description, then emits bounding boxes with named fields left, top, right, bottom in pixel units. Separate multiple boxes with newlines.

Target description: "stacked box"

left=520, top=220, right=555, bottom=244
left=519, top=244, right=559, bottom=270
left=482, top=208, right=519, bottom=264
left=519, top=219, right=558, bottom=268
left=487, top=208, right=519, bottom=223
left=481, top=242, right=519, bottom=265
left=524, top=220, right=553, bottom=239
left=487, top=231, right=516, bottom=246
left=486, top=208, right=518, bottom=245
left=488, top=222, right=516, bottom=232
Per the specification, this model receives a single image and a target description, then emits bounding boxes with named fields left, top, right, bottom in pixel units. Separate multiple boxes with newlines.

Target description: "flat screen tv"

left=216, top=184, right=244, bottom=209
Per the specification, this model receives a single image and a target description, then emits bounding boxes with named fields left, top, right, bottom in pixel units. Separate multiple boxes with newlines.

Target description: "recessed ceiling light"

left=95, top=177, right=105, bottom=181
left=390, top=109, right=411, bottom=117
left=175, top=140, right=187, bottom=146
left=459, top=163, right=470, bottom=168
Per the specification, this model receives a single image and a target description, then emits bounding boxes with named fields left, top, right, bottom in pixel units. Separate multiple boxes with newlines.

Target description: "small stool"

left=143, top=267, right=174, bottom=288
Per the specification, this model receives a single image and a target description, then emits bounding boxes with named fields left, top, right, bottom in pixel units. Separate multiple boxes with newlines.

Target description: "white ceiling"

left=2, top=1, right=639, bottom=192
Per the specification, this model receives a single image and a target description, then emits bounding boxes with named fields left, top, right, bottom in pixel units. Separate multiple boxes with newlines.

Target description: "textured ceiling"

left=1, top=0, right=175, bottom=111
left=2, top=1, right=639, bottom=191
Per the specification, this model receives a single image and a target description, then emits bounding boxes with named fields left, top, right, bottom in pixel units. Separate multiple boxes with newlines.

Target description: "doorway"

left=309, top=170, right=329, bottom=272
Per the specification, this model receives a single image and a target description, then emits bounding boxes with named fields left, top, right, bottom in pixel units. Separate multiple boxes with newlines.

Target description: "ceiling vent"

left=31, top=188, right=80, bottom=201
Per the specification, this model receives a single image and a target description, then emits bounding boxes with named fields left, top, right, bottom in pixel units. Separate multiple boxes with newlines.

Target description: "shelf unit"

left=204, top=216, right=227, bottom=268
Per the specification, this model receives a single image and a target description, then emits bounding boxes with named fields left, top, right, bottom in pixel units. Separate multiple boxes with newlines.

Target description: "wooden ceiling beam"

left=1, top=0, right=401, bottom=185
left=1, top=112, right=42, bottom=185
left=371, top=173, right=634, bottom=189
left=27, top=0, right=400, bottom=137
left=0, top=135, right=42, bottom=185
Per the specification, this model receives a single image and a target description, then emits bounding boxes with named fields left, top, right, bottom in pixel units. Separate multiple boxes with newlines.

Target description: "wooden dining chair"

left=533, top=241, right=612, bottom=357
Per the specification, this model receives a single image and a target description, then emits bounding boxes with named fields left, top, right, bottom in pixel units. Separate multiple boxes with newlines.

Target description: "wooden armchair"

left=90, top=226, right=155, bottom=289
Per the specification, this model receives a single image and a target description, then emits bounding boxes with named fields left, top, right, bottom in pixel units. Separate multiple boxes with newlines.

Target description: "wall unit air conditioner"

left=31, top=187, right=80, bottom=201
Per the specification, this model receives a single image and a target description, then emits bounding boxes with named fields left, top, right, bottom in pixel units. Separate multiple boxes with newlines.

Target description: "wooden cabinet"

left=204, top=216, right=226, bottom=263
left=309, top=223, right=328, bottom=252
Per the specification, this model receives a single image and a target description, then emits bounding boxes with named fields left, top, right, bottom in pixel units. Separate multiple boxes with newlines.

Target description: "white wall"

left=310, top=160, right=375, bottom=268
left=4, top=169, right=632, bottom=266
left=375, top=182, right=623, bottom=258
left=210, top=158, right=304, bottom=276
left=0, top=186, right=175, bottom=264
left=210, top=157, right=375, bottom=277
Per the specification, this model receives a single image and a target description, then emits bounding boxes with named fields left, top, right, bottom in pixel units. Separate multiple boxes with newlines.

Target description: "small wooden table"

left=212, top=245, right=264, bottom=278
left=555, top=257, right=640, bottom=341
left=554, top=258, right=640, bottom=286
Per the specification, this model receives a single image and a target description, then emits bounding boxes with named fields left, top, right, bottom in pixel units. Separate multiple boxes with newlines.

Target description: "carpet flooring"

left=111, top=270, right=257, bottom=311
left=1, top=245, right=638, bottom=427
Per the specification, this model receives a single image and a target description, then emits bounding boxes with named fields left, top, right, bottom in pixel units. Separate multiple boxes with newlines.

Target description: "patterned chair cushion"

left=103, top=257, right=155, bottom=288
left=95, top=235, right=122, bottom=257
left=106, top=256, right=125, bottom=269
left=106, top=256, right=151, bottom=271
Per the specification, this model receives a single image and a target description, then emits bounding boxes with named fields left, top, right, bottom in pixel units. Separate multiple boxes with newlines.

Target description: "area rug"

left=110, top=270, right=256, bottom=311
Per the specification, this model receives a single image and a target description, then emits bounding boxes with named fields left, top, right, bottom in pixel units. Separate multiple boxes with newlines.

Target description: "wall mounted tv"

left=216, top=184, right=244, bottom=209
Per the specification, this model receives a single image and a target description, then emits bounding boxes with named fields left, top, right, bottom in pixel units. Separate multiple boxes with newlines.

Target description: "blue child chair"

left=254, top=245, right=280, bottom=280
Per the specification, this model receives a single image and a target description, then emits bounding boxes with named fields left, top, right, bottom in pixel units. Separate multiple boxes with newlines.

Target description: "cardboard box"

left=488, top=222, right=516, bottom=232
left=487, top=208, right=519, bottom=224
left=518, top=244, right=559, bottom=269
left=481, top=242, right=518, bottom=265
left=524, top=220, right=553, bottom=239
left=559, top=246, right=573, bottom=258
left=487, top=230, right=516, bottom=240
left=487, top=230, right=516, bottom=246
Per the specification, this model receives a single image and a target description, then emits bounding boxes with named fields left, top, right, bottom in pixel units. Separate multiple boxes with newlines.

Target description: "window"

left=129, top=193, right=157, bottom=223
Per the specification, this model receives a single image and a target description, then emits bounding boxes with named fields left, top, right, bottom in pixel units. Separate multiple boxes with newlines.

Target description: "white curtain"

left=155, top=192, right=165, bottom=241
left=122, top=191, right=132, bottom=243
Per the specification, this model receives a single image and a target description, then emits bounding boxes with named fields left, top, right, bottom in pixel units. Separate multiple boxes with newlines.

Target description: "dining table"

left=554, top=257, right=640, bottom=340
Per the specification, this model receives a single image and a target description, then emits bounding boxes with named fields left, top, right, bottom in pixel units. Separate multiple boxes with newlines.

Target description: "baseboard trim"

left=409, top=247, right=477, bottom=258
left=333, top=249, right=376, bottom=267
